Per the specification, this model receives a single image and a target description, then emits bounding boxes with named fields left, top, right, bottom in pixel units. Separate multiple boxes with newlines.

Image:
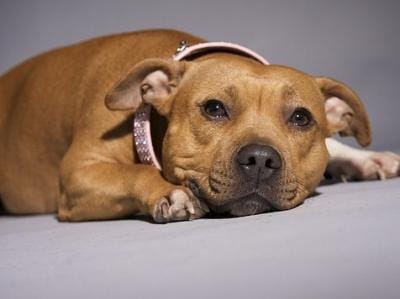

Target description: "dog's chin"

left=188, top=180, right=275, bottom=216
left=187, top=178, right=305, bottom=216
left=226, top=194, right=275, bottom=216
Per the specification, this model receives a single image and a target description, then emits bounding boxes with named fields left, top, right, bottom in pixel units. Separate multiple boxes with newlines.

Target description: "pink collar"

left=133, top=41, right=270, bottom=169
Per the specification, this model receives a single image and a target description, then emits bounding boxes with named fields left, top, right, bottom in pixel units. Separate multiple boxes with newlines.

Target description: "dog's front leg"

left=325, top=138, right=400, bottom=181
left=58, top=160, right=207, bottom=223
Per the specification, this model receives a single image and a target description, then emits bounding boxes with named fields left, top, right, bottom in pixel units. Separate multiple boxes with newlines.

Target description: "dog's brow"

left=224, top=85, right=239, bottom=100
left=281, top=85, right=298, bottom=101
left=282, top=85, right=295, bottom=96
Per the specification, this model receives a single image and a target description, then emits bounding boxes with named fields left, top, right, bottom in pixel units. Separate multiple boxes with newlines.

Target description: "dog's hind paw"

left=326, top=151, right=400, bottom=181
left=367, top=151, right=400, bottom=180
left=152, top=189, right=208, bottom=223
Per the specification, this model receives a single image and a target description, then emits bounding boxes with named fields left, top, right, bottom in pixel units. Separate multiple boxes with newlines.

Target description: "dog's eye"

left=202, top=99, right=229, bottom=120
left=289, top=108, right=313, bottom=127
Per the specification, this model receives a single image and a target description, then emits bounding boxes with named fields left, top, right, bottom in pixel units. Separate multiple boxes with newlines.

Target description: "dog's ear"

left=105, top=59, right=187, bottom=115
left=315, top=76, right=371, bottom=147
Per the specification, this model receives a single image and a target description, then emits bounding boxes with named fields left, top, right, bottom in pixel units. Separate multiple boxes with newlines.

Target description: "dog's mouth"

left=187, top=179, right=284, bottom=216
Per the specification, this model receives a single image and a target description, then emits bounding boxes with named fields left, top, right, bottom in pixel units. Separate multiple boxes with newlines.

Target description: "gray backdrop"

left=1, top=0, right=399, bottom=150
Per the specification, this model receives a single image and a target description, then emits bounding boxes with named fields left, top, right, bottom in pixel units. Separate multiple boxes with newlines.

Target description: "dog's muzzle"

left=189, top=143, right=285, bottom=216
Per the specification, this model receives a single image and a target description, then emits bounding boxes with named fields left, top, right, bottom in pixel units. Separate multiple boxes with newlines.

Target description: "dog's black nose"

left=237, top=144, right=282, bottom=182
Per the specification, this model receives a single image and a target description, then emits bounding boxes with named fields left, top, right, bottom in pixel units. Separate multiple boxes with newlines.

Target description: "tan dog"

left=0, top=29, right=399, bottom=223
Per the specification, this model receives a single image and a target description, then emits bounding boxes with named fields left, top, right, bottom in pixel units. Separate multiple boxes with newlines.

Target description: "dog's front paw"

left=327, top=151, right=400, bottom=181
left=152, top=189, right=208, bottom=223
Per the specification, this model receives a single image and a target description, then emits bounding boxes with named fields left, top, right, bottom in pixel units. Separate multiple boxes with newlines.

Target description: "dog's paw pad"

left=152, top=189, right=207, bottom=223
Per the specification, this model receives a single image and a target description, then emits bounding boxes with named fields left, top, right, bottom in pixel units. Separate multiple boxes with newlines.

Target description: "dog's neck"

left=133, top=41, right=270, bottom=170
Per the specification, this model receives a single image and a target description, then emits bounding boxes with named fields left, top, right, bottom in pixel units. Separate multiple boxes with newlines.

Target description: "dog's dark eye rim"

left=201, top=99, right=230, bottom=120
left=288, top=107, right=314, bottom=128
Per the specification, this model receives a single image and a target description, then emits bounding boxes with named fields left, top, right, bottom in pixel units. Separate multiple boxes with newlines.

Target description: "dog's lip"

left=187, top=178, right=231, bottom=209
left=187, top=179, right=211, bottom=204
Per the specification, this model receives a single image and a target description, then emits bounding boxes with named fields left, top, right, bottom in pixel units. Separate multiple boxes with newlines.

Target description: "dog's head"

left=105, top=53, right=370, bottom=216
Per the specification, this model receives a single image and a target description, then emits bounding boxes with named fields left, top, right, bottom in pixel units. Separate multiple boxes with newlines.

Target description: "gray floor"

left=1, top=178, right=399, bottom=299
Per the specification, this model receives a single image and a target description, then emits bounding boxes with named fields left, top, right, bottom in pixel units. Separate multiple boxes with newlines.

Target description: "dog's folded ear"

left=105, top=59, right=187, bottom=115
left=315, top=76, right=371, bottom=147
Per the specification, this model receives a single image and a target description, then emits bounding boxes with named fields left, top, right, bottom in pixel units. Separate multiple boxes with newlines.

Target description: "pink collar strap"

left=133, top=41, right=270, bottom=169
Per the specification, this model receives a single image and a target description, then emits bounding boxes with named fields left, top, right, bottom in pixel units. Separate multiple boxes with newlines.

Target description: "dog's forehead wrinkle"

left=188, top=61, right=312, bottom=98
left=235, top=78, right=296, bottom=117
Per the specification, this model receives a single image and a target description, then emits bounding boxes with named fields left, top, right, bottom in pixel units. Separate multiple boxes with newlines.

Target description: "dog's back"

left=0, top=44, right=80, bottom=213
